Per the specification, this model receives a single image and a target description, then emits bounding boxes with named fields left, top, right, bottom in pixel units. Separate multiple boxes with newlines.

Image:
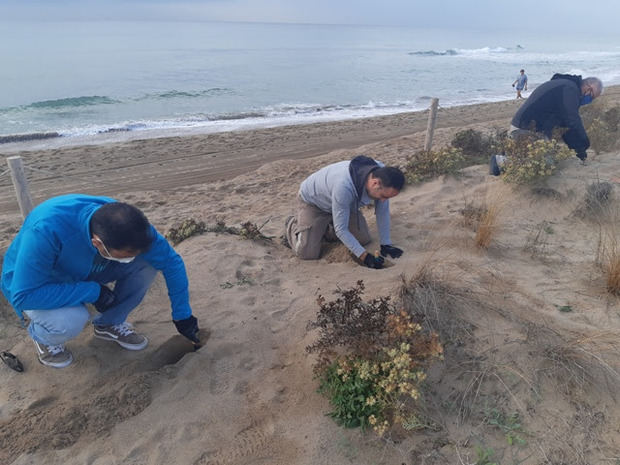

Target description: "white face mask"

left=95, top=236, right=137, bottom=264
left=105, top=255, right=136, bottom=264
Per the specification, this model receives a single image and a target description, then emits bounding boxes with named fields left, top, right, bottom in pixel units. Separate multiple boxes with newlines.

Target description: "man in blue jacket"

left=1, top=194, right=200, bottom=368
left=285, top=155, right=405, bottom=269
left=490, top=74, right=603, bottom=175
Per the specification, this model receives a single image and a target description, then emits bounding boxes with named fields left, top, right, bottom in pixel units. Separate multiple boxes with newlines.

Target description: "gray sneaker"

left=94, top=322, right=148, bottom=350
left=33, top=340, right=73, bottom=368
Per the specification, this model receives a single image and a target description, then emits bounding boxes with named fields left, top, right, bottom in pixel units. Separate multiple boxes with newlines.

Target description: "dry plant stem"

left=474, top=186, right=507, bottom=249
left=592, top=196, right=620, bottom=294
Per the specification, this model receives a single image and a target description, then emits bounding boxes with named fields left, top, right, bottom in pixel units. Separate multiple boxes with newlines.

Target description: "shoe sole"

left=94, top=331, right=148, bottom=351
left=37, top=353, right=73, bottom=368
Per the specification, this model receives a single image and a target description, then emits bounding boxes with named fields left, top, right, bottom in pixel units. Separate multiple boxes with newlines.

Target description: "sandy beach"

left=1, top=90, right=620, bottom=465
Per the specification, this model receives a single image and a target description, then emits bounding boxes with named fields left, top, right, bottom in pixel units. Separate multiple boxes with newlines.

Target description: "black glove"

left=174, top=315, right=200, bottom=343
left=94, top=284, right=116, bottom=313
left=576, top=151, right=587, bottom=162
left=380, top=244, right=403, bottom=259
left=362, top=253, right=385, bottom=269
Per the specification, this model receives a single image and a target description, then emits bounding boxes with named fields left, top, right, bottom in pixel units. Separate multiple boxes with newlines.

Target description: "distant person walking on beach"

left=512, top=69, right=528, bottom=99
left=1, top=195, right=200, bottom=368
left=285, top=155, right=405, bottom=269
left=490, top=73, right=603, bottom=175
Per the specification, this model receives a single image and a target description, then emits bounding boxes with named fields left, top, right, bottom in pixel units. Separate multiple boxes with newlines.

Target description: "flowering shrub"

left=501, top=137, right=573, bottom=184
left=403, top=147, right=465, bottom=184
left=319, top=342, right=429, bottom=435
left=307, top=282, right=442, bottom=435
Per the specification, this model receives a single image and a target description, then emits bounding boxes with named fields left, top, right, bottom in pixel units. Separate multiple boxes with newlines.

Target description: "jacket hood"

left=349, top=155, right=379, bottom=199
left=551, top=73, right=582, bottom=89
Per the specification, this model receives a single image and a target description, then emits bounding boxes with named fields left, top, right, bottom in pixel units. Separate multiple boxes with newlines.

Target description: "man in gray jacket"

left=285, top=155, right=405, bottom=269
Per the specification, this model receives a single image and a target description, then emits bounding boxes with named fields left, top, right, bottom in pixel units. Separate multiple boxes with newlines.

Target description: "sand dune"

left=1, top=93, right=620, bottom=464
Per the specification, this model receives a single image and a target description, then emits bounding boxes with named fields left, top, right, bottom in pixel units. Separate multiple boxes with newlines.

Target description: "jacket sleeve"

left=561, top=86, right=590, bottom=153
left=141, top=226, right=192, bottom=320
left=375, top=199, right=391, bottom=245
left=8, top=227, right=100, bottom=311
left=331, top=186, right=366, bottom=257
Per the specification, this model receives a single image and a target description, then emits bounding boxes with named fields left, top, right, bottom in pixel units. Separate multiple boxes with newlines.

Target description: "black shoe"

left=489, top=155, right=501, bottom=176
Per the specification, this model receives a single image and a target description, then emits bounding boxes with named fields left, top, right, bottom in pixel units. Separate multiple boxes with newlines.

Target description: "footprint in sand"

left=209, top=358, right=234, bottom=395
left=194, top=421, right=277, bottom=465
left=238, top=356, right=258, bottom=371
left=26, top=395, right=58, bottom=410
left=269, top=308, right=288, bottom=321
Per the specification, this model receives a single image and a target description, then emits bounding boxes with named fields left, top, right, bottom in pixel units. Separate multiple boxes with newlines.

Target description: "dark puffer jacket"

left=511, top=74, right=589, bottom=155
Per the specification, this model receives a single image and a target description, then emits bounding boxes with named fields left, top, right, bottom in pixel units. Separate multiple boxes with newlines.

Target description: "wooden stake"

left=424, top=98, right=439, bottom=152
left=7, top=156, right=34, bottom=218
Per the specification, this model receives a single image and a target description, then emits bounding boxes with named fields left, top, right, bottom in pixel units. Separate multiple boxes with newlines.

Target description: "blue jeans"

left=23, top=257, right=157, bottom=346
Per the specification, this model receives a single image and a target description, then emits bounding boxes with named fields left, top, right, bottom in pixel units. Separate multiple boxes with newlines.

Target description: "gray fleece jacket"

left=299, top=158, right=391, bottom=257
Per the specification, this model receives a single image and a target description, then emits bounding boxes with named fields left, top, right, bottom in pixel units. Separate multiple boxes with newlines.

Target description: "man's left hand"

left=380, top=244, right=403, bottom=259
left=174, top=315, right=200, bottom=343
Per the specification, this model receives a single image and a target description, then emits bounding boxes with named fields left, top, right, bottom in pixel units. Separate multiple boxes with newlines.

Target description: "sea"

left=1, top=20, right=620, bottom=149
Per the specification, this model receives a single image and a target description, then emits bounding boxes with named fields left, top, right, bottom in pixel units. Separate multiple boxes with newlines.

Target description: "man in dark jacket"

left=490, top=74, right=603, bottom=175
left=285, top=155, right=405, bottom=269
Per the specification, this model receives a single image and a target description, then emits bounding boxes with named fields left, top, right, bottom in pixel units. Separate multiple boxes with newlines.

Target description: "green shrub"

left=579, top=100, right=606, bottom=128
left=451, top=129, right=486, bottom=155
left=451, top=128, right=505, bottom=160
left=165, top=218, right=206, bottom=245
left=166, top=217, right=273, bottom=245
left=501, top=137, right=573, bottom=184
left=587, top=117, right=615, bottom=154
left=307, top=281, right=442, bottom=435
left=580, top=103, right=620, bottom=154
left=603, top=107, right=620, bottom=132
left=318, top=343, right=428, bottom=434
left=404, top=146, right=465, bottom=184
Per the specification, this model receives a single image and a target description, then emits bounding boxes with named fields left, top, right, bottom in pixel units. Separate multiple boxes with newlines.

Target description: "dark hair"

left=520, top=69, right=525, bottom=73
left=90, top=202, right=153, bottom=252
left=373, top=166, right=405, bottom=191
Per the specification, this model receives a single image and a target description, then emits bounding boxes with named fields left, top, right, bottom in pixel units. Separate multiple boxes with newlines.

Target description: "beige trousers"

left=286, top=196, right=370, bottom=260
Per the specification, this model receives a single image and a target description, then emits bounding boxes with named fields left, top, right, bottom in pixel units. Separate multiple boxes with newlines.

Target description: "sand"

left=1, top=91, right=620, bottom=465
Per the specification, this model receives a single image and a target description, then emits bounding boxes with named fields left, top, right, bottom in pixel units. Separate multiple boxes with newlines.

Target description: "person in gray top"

left=512, top=69, right=528, bottom=99
left=285, top=155, right=405, bottom=269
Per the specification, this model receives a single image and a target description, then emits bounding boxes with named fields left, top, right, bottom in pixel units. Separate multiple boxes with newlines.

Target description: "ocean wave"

left=409, top=49, right=459, bottom=56
left=26, top=96, right=118, bottom=109
left=410, top=46, right=511, bottom=57
left=0, top=89, right=233, bottom=114
left=0, top=132, right=61, bottom=144
left=138, top=88, right=233, bottom=100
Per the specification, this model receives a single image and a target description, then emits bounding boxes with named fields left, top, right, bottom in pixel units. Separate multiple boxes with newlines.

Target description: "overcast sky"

left=2, top=0, right=620, bottom=34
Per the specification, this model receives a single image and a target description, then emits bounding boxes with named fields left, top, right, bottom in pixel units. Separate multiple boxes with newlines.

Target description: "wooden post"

left=7, top=156, right=34, bottom=218
left=424, top=98, right=439, bottom=152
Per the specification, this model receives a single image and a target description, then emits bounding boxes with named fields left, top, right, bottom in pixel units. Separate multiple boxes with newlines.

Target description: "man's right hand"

left=174, top=315, right=200, bottom=343
left=94, top=284, right=116, bottom=313
left=361, top=252, right=385, bottom=269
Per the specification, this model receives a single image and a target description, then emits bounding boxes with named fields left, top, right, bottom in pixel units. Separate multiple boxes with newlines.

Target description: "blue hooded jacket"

left=1, top=194, right=192, bottom=320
